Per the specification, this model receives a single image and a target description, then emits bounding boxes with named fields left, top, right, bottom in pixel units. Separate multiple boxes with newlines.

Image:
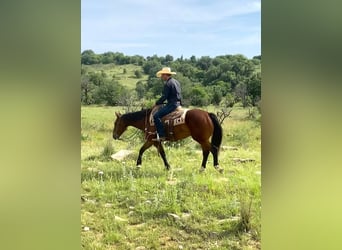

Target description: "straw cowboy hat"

left=156, top=67, right=177, bottom=77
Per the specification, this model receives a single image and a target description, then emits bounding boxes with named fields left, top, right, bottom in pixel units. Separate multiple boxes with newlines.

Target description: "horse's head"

left=113, top=112, right=127, bottom=140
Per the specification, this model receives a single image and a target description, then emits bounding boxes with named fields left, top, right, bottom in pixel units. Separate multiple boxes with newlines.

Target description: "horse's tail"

left=208, top=113, right=223, bottom=151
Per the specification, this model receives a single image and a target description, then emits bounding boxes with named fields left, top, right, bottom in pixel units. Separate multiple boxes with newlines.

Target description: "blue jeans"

left=153, top=103, right=179, bottom=137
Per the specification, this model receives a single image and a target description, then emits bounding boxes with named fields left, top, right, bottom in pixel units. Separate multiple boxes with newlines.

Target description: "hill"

left=82, top=63, right=148, bottom=90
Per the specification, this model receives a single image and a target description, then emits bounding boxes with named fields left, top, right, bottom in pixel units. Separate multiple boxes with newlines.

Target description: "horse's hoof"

left=136, top=165, right=142, bottom=169
left=215, top=165, right=223, bottom=173
left=199, top=167, right=206, bottom=172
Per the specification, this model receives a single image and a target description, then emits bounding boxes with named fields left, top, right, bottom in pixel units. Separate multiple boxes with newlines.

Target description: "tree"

left=130, top=55, right=145, bottom=66
left=235, top=82, right=251, bottom=107
left=135, top=81, right=146, bottom=99
left=81, top=50, right=100, bottom=65
left=81, top=75, right=94, bottom=104
left=216, top=80, right=231, bottom=96
left=167, top=74, right=193, bottom=106
left=209, top=85, right=223, bottom=105
left=88, top=72, right=105, bottom=86
left=142, top=60, right=162, bottom=76
left=230, top=54, right=254, bottom=77
left=190, top=55, right=197, bottom=64
left=146, top=77, right=164, bottom=98
left=246, top=72, right=261, bottom=105
left=203, top=66, right=220, bottom=85
left=101, top=52, right=115, bottom=64
left=197, top=56, right=212, bottom=71
left=134, top=70, right=142, bottom=78
left=93, top=81, right=126, bottom=106
left=190, top=85, right=210, bottom=106
left=163, top=54, right=174, bottom=65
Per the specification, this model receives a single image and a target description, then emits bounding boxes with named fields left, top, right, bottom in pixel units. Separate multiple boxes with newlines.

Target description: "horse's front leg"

left=153, top=142, right=170, bottom=170
left=137, top=141, right=153, bottom=168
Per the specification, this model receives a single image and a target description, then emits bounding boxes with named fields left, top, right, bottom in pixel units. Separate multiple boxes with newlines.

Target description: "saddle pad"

left=149, top=106, right=188, bottom=126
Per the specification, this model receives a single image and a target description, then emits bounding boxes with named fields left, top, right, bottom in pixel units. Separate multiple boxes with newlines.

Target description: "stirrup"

left=152, top=134, right=166, bottom=142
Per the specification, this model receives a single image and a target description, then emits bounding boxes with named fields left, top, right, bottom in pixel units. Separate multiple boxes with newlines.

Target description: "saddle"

left=149, top=106, right=188, bottom=140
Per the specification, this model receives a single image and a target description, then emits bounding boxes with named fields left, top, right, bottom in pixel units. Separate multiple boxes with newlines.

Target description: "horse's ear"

left=115, top=112, right=121, bottom=117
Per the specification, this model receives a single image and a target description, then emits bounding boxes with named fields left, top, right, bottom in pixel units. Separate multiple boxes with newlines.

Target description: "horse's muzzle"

left=113, top=133, right=122, bottom=140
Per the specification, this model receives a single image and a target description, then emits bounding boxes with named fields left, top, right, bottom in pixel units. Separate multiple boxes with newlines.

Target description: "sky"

left=81, top=0, right=260, bottom=59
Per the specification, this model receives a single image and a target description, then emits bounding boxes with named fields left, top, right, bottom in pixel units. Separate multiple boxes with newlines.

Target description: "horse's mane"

left=122, top=109, right=151, bottom=122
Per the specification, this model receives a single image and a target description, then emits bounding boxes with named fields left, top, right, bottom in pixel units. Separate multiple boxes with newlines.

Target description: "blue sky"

left=81, top=0, right=260, bottom=59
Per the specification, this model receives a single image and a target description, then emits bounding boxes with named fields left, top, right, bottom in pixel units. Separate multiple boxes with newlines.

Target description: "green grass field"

left=82, top=64, right=148, bottom=90
left=81, top=105, right=261, bottom=249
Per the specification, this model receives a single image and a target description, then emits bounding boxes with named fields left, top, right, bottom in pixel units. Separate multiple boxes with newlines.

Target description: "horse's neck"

left=128, top=121, right=145, bottom=130
left=126, top=119, right=145, bottom=131
left=123, top=110, right=150, bottom=131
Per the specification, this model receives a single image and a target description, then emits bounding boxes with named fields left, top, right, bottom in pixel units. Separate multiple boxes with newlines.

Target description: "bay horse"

left=112, top=107, right=223, bottom=173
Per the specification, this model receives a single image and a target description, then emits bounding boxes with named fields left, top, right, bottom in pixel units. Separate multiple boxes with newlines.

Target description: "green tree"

left=134, top=70, right=142, bottom=78
left=235, top=82, right=251, bottom=107
left=88, top=72, right=105, bottom=86
left=93, top=81, right=126, bottom=106
left=81, top=75, right=94, bottom=104
left=246, top=72, right=261, bottom=105
left=190, top=85, right=210, bottom=106
left=209, top=85, right=223, bottom=105
left=197, top=56, right=212, bottom=71
left=173, top=74, right=193, bottom=106
left=81, top=50, right=100, bottom=65
left=203, top=66, right=220, bottom=85
left=130, top=55, right=145, bottom=66
left=146, top=77, right=164, bottom=98
left=101, top=52, right=115, bottom=64
left=163, top=54, right=174, bottom=65
left=135, top=81, right=146, bottom=99
left=142, top=60, right=162, bottom=77
left=190, top=55, right=197, bottom=64
left=230, top=54, right=254, bottom=77
left=216, top=80, right=231, bottom=96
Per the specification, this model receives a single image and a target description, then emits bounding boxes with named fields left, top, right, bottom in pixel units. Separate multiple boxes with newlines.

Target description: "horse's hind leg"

left=211, top=145, right=223, bottom=173
left=137, top=141, right=153, bottom=168
left=199, top=141, right=211, bottom=172
left=154, top=142, right=170, bottom=170
left=200, top=150, right=210, bottom=172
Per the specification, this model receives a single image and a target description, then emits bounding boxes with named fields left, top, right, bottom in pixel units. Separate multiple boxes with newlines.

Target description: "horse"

left=112, top=107, right=223, bottom=173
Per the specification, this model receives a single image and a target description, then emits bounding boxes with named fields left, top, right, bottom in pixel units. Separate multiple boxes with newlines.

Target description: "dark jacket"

left=155, top=78, right=182, bottom=105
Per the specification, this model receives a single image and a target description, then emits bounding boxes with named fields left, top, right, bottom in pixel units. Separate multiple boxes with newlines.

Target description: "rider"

left=152, top=67, right=182, bottom=142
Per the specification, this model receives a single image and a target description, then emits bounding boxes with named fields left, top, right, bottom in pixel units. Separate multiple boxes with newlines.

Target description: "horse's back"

left=186, top=109, right=213, bottom=124
left=185, top=109, right=214, bottom=139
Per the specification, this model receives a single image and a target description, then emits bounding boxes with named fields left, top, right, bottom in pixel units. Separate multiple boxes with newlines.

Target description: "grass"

left=81, top=105, right=261, bottom=249
left=82, top=64, right=148, bottom=90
